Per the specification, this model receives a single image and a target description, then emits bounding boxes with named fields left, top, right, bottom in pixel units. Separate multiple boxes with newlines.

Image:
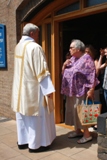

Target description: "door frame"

left=27, top=1, right=107, bottom=123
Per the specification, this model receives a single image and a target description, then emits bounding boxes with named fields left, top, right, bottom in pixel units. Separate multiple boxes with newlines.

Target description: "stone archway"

left=16, top=0, right=53, bottom=42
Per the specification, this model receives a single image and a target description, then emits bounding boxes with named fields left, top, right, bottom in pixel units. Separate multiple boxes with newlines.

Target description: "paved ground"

left=0, top=117, right=99, bottom=160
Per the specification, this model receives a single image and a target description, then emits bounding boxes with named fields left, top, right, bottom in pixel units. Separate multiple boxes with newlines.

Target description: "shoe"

left=77, top=136, right=92, bottom=144
left=29, top=146, right=50, bottom=153
left=17, top=142, right=28, bottom=149
left=68, top=131, right=83, bottom=138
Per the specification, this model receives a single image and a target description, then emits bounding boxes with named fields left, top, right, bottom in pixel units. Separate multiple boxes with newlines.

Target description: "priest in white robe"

left=11, top=23, right=56, bottom=152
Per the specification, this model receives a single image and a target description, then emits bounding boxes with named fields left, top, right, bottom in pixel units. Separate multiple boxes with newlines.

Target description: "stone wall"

left=98, top=133, right=107, bottom=160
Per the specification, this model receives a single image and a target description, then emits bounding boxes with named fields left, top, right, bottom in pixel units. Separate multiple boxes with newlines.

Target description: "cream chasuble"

left=11, top=37, right=53, bottom=116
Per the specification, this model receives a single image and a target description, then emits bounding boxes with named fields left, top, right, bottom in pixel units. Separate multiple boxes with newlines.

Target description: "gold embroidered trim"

left=15, top=55, right=23, bottom=59
left=37, top=69, right=49, bottom=80
left=16, top=41, right=31, bottom=112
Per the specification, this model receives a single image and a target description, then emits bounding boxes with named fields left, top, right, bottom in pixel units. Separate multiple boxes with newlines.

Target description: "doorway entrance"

left=60, top=11, right=107, bottom=122
left=62, top=11, right=107, bottom=62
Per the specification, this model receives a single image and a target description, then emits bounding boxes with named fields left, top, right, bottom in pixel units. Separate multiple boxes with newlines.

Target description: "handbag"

left=77, top=97, right=102, bottom=126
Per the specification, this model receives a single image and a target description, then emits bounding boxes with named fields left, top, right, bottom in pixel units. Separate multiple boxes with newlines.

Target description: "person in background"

left=100, top=47, right=107, bottom=107
left=85, top=45, right=102, bottom=130
left=61, top=39, right=99, bottom=144
left=11, top=23, right=56, bottom=153
left=85, top=44, right=100, bottom=102
left=94, top=47, right=107, bottom=114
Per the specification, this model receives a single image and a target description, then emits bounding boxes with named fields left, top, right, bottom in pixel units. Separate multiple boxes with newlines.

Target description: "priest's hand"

left=47, top=93, right=53, bottom=99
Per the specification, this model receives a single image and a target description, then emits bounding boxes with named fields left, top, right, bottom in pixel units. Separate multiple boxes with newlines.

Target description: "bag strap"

left=86, top=96, right=94, bottom=105
left=85, top=96, right=95, bottom=118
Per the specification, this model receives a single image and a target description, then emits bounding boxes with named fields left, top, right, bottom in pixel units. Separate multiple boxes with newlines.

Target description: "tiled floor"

left=0, top=117, right=99, bottom=160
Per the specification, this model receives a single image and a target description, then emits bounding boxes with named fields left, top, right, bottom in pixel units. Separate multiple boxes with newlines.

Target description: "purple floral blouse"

left=61, top=53, right=99, bottom=97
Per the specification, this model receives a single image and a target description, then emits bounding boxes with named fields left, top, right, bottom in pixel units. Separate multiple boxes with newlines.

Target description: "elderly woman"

left=61, top=39, right=99, bottom=144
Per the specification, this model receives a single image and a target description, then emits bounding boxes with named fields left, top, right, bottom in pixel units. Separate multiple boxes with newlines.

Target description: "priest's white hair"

left=22, top=23, right=39, bottom=36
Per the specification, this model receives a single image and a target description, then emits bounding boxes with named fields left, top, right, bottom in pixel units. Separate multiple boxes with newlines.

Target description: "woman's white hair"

left=71, top=39, right=85, bottom=53
left=22, top=23, right=39, bottom=36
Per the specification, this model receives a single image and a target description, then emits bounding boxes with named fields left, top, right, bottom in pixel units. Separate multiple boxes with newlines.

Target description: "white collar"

left=19, top=36, right=34, bottom=43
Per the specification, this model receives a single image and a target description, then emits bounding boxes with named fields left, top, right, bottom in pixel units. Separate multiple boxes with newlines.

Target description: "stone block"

left=98, top=145, right=107, bottom=154
left=98, top=153, right=107, bottom=160
left=98, top=134, right=107, bottom=148
left=97, top=113, right=107, bottom=135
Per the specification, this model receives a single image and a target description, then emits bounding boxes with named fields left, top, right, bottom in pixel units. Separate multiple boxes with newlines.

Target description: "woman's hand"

left=62, top=59, right=71, bottom=74
left=100, top=48, right=105, bottom=56
left=64, top=59, right=71, bottom=66
left=87, top=88, right=94, bottom=99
